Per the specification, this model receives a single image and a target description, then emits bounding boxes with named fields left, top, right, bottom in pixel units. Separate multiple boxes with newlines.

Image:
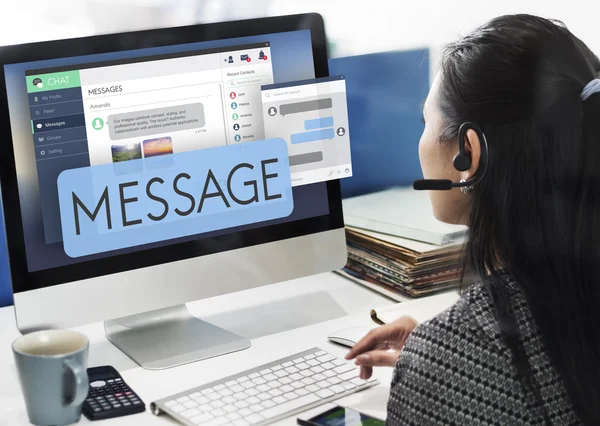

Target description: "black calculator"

left=83, top=365, right=145, bottom=421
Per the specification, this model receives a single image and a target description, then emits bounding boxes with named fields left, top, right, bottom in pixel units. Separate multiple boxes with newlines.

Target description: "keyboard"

left=150, top=347, right=379, bottom=426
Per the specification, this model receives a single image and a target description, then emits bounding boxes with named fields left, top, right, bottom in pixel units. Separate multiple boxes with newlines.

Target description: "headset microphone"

left=413, top=122, right=488, bottom=191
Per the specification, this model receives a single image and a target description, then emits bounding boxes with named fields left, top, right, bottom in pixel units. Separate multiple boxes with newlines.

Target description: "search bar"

left=228, top=75, right=271, bottom=88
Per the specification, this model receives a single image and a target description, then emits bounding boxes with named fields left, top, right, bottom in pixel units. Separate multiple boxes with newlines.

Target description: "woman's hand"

left=345, top=316, right=419, bottom=380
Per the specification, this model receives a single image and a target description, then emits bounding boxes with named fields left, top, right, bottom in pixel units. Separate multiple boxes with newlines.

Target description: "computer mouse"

left=327, top=326, right=372, bottom=348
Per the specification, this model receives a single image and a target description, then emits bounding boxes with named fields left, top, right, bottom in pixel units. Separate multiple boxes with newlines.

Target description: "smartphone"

left=297, top=405, right=385, bottom=426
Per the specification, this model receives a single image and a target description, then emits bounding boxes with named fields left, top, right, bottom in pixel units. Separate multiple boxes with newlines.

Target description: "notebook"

left=369, top=291, right=460, bottom=325
left=343, top=187, right=468, bottom=245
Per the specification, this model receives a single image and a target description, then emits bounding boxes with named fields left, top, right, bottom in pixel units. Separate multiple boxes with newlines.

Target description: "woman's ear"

left=463, top=129, right=482, bottom=179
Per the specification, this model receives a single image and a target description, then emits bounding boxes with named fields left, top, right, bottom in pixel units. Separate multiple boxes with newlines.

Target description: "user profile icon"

left=32, top=78, right=43, bottom=89
left=233, top=123, right=240, bottom=131
left=234, top=134, right=241, bottom=142
left=268, top=107, right=277, bottom=116
left=232, top=113, right=239, bottom=120
left=231, top=102, right=238, bottom=109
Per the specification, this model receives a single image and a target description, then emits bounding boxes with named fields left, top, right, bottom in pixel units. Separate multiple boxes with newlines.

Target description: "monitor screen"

left=2, top=27, right=341, bottom=292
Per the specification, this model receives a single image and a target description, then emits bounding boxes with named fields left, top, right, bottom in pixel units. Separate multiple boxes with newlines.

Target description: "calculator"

left=83, top=365, right=146, bottom=421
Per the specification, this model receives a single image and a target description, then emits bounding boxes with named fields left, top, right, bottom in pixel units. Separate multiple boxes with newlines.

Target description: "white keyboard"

left=150, top=347, right=378, bottom=426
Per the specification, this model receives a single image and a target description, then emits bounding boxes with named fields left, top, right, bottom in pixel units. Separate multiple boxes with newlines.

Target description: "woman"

left=346, top=14, right=600, bottom=425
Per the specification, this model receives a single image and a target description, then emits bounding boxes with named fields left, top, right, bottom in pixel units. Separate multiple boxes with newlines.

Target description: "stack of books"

left=338, top=188, right=467, bottom=301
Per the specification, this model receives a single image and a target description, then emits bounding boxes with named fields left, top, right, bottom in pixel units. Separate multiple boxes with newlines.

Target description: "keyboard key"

left=189, top=392, right=201, bottom=399
left=223, top=404, right=237, bottom=413
left=334, top=364, right=355, bottom=374
left=171, top=404, right=185, bottom=413
left=237, top=376, right=250, bottom=383
left=271, top=365, right=283, bottom=371
left=234, top=392, right=249, bottom=400
left=211, top=408, right=226, bottom=417
left=203, top=417, right=229, bottom=426
left=304, top=354, right=315, bottom=360
left=210, top=400, right=225, bottom=408
left=246, top=388, right=259, bottom=396
left=230, top=384, right=245, bottom=393
left=252, top=377, right=267, bottom=386
left=202, top=388, right=215, bottom=395
left=177, top=396, right=190, bottom=403
left=310, top=366, right=325, bottom=374
left=273, top=396, right=287, bottom=404
left=190, top=413, right=213, bottom=425
left=296, top=388, right=309, bottom=396
left=223, top=396, right=236, bottom=404
left=342, top=381, right=357, bottom=390
left=264, top=373, right=278, bottom=382
left=331, top=385, right=346, bottom=394
left=182, top=408, right=201, bottom=418
left=296, top=362, right=310, bottom=370
left=290, top=373, right=304, bottom=381
left=258, top=393, right=271, bottom=401
left=274, top=370, right=288, bottom=378
left=218, top=389, right=233, bottom=397
left=300, top=370, right=314, bottom=378
left=291, top=382, right=305, bottom=389
left=184, top=401, right=198, bottom=408
left=306, top=359, right=320, bottom=367
left=165, top=400, right=177, bottom=407
left=282, top=361, right=294, bottom=368
left=246, top=414, right=265, bottom=424
left=318, top=354, right=336, bottom=363
left=339, top=370, right=359, bottom=381
left=284, top=391, right=299, bottom=401
left=207, top=392, right=221, bottom=401
left=247, top=396, right=261, bottom=405
left=280, top=385, right=294, bottom=393
left=234, top=400, right=249, bottom=409
left=269, top=380, right=282, bottom=388
left=249, top=404, right=263, bottom=413
left=249, top=373, right=260, bottom=379
left=292, top=358, right=304, bottom=364
left=261, top=394, right=320, bottom=419
left=316, top=351, right=327, bottom=356
left=327, top=377, right=342, bottom=385
left=262, top=400, right=276, bottom=408
left=285, top=366, right=300, bottom=374
left=322, top=362, right=336, bottom=370
left=242, top=381, right=255, bottom=389
left=225, top=380, right=237, bottom=387
left=332, top=359, right=346, bottom=366
left=318, top=381, right=331, bottom=389
left=268, top=388, right=283, bottom=397
left=351, top=378, right=367, bottom=386
left=316, top=389, right=335, bottom=399
left=259, top=369, right=271, bottom=375
left=227, top=412, right=242, bottom=421
left=306, top=384, right=320, bottom=393
left=194, top=395, right=210, bottom=405
left=324, top=370, right=337, bottom=378
left=239, top=408, right=253, bottom=417
left=199, top=404, right=212, bottom=412
left=278, top=377, right=292, bottom=385
left=314, top=374, right=326, bottom=382
left=233, top=420, right=249, bottom=426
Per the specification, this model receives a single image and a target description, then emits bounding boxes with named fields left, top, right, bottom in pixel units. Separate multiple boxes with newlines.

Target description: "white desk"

left=0, top=273, right=453, bottom=425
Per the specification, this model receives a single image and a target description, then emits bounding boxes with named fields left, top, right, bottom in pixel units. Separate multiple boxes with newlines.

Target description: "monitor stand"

left=104, top=304, right=251, bottom=370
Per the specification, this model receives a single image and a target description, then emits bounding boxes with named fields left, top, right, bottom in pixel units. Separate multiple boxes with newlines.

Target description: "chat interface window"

left=26, top=42, right=273, bottom=244
left=261, top=75, right=352, bottom=187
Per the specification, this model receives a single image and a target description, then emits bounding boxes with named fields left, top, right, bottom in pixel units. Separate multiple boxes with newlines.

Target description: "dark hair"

left=438, top=14, right=600, bottom=424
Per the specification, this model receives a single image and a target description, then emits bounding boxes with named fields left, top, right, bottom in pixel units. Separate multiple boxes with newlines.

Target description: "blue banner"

left=57, top=139, right=293, bottom=257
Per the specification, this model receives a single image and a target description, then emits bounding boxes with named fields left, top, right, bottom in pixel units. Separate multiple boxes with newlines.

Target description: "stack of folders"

left=338, top=188, right=468, bottom=300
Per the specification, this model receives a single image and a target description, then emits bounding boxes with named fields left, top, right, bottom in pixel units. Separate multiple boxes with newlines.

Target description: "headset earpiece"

left=453, top=122, right=474, bottom=172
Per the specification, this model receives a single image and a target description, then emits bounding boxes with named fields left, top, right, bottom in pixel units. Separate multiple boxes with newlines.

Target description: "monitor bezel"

left=0, top=13, right=344, bottom=295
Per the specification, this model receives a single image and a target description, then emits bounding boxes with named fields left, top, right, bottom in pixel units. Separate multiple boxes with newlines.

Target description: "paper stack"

left=338, top=187, right=467, bottom=300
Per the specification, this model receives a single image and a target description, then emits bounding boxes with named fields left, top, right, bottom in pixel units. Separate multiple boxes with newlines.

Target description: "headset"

left=413, top=122, right=489, bottom=191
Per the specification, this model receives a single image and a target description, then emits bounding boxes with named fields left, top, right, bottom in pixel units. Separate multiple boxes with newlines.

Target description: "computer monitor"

left=0, top=14, right=347, bottom=370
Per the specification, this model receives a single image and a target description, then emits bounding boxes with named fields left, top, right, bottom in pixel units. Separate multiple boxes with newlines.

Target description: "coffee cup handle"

left=63, top=358, right=89, bottom=407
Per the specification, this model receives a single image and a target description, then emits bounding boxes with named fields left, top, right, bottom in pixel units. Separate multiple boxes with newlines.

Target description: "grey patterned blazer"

left=386, top=273, right=581, bottom=425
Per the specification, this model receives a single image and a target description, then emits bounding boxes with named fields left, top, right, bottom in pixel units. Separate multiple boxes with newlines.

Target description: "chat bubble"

left=107, top=103, right=205, bottom=141
left=304, top=116, right=334, bottom=130
left=280, top=98, right=332, bottom=116
left=290, top=128, right=335, bottom=144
